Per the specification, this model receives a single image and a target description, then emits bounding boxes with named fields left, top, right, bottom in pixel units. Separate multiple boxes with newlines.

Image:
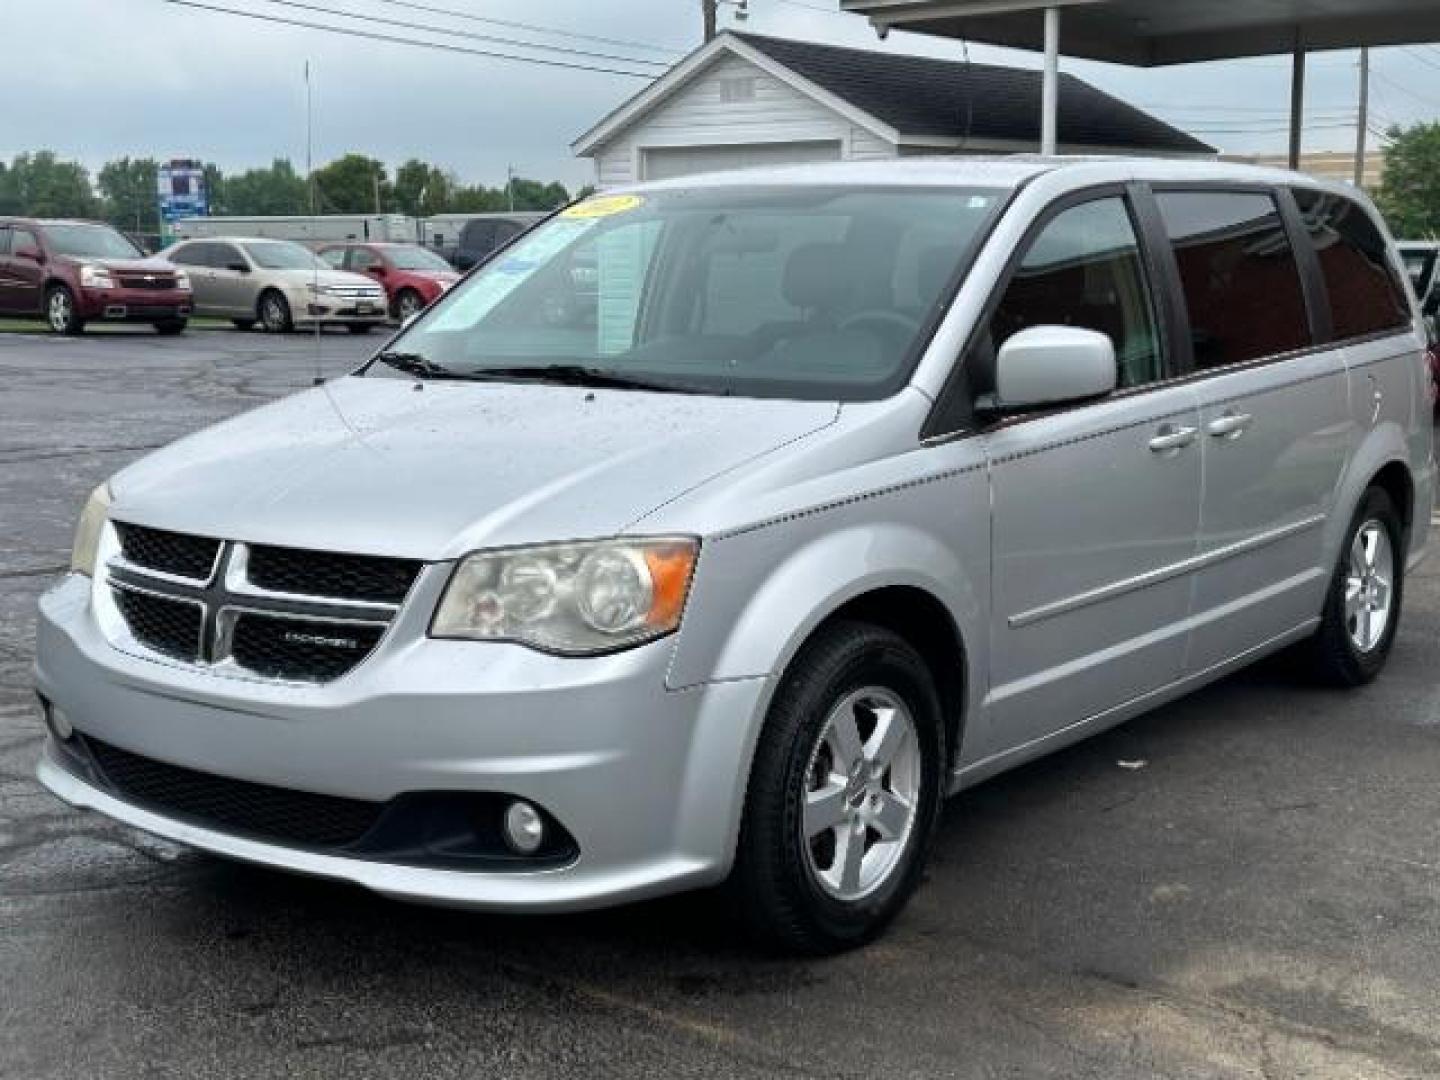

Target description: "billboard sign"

left=157, top=160, right=208, bottom=232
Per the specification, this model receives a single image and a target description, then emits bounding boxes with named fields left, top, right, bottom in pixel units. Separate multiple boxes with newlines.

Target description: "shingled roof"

left=731, top=32, right=1212, bottom=155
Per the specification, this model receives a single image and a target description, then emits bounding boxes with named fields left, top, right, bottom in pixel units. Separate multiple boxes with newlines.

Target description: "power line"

left=155, top=0, right=662, bottom=78
left=364, top=0, right=684, bottom=55
left=1372, top=69, right=1440, bottom=110
left=250, top=0, right=670, bottom=68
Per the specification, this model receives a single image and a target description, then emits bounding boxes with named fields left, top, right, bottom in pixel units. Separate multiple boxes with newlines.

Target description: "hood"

left=110, top=376, right=839, bottom=560
left=260, top=267, right=378, bottom=289
left=66, top=255, right=177, bottom=273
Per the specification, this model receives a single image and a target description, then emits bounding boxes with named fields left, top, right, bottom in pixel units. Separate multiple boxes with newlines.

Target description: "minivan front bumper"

left=33, top=573, right=769, bottom=912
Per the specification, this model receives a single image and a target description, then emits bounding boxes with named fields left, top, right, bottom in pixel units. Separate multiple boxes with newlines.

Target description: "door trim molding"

left=1008, top=512, right=1326, bottom=628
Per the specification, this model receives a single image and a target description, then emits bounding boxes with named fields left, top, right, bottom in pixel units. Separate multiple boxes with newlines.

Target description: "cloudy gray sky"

left=9, top=0, right=1440, bottom=190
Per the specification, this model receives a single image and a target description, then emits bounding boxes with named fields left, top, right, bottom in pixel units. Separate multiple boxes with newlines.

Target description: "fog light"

left=503, top=800, right=545, bottom=855
left=47, top=703, right=73, bottom=740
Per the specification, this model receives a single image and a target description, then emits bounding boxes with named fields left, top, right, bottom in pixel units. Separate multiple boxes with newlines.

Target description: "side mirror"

left=992, top=326, right=1116, bottom=411
left=226, top=261, right=250, bottom=274
left=14, top=245, right=42, bottom=262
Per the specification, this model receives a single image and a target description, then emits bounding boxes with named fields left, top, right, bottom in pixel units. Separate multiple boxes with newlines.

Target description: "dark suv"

left=0, top=219, right=191, bottom=335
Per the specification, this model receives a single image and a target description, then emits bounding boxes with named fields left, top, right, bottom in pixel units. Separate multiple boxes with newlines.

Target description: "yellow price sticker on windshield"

left=562, top=194, right=645, bottom=219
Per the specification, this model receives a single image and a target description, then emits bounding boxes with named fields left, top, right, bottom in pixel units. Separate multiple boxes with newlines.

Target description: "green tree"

left=202, top=162, right=227, bottom=215
left=6, top=152, right=98, bottom=218
left=0, top=161, right=18, bottom=215
left=311, top=153, right=390, bottom=214
left=98, top=157, right=160, bottom=234
left=1378, top=123, right=1440, bottom=238
left=392, top=158, right=457, bottom=217
left=508, top=176, right=571, bottom=211
left=225, top=159, right=308, bottom=215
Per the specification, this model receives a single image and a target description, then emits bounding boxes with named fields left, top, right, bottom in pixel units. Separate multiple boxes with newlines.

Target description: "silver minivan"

left=35, top=160, right=1433, bottom=952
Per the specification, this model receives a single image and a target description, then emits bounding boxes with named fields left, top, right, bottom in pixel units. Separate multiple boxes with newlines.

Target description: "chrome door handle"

left=1149, top=424, right=1198, bottom=453
left=1207, top=411, right=1253, bottom=439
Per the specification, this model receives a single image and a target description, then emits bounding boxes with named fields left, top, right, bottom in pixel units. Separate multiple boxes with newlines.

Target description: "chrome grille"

left=105, top=527, right=418, bottom=684
left=117, top=274, right=179, bottom=290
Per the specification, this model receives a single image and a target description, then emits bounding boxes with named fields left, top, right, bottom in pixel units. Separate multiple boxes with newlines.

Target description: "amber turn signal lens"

left=644, top=543, right=698, bottom=630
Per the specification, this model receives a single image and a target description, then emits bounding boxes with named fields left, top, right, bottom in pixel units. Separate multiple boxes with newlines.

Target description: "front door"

left=979, top=194, right=1203, bottom=754
left=207, top=242, right=252, bottom=316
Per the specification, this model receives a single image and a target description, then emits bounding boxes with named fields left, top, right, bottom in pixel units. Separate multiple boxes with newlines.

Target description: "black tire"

left=258, top=290, right=293, bottom=333
left=729, top=620, right=945, bottom=954
left=153, top=320, right=187, bottom=336
left=232, top=318, right=256, bottom=331
left=395, top=288, right=425, bottom=323
left=1306, top=487, right=1405, bottom=687
left=346, top=322, right=374, bottom=335
left=45, top=284, right=84, bottom=335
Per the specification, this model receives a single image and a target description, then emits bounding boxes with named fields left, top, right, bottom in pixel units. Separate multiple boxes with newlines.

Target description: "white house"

left=573, top=32, right=1213, bottom=187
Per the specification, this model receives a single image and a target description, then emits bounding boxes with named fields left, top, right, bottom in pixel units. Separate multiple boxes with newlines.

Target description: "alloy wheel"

left=1345, top=520, right=1394, bottom=653
left=801, top=687, right=921, bottom=902
left=47, top=290, right=73, bottom=332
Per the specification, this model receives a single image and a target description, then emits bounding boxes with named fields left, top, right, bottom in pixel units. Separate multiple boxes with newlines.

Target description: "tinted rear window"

left=1293, top=189, right=1411, bottom=338
left=1156, top=191, right=1312, bottom=370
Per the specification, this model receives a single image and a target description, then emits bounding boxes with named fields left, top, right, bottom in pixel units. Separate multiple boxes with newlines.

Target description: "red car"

left=317, top=242, right=459, bottom=322
left=0, top=218, right=191, bottom=335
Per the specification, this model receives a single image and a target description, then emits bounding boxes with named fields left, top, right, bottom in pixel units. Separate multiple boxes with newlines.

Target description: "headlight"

left=431, top=537, right=699, bottom=655
left=174, top=270, right=191, bottom=291
left=79, top=264, right=116, bottom=289
left=70, top=482, right=112, bottom=576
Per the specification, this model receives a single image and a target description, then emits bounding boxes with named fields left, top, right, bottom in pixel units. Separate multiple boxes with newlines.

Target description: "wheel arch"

left=1327, top=423, right=1416, bottom=566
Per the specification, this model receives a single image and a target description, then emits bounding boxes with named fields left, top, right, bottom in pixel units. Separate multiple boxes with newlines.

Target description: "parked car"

left=35, top=161, right=1432, bottom=953
left=317, top=242, right=459, bottom=322
left=1425, top=317, right=1440, bottom=416
left=0, top=218, right=191, bottom=335
left=1398, top=241, right=1439, bottom=317
left=452, top=212, right=545, bottom=271
left=158, top=237, right=387, bottom=333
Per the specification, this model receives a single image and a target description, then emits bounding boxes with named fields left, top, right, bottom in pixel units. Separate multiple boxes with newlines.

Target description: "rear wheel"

left=45, top=285, right=84, bottom=335
left=153, top=319, right=187, bottom=336
left=1306, top=487, right=1404, bottom=686
left=258, top=291, right=292, bottom=333
left=730, top=620, right=944, bottom=954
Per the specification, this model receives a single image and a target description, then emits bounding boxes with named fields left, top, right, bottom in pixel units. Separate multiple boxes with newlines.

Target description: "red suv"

left=0, top=219, right=191, bottom=335
left=318, top=242, right=458, bottom=322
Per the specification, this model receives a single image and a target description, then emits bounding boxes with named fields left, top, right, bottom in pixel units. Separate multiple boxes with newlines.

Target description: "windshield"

left=243, top=241, right=326, bottom=271
left=42, top=223, right=143, bottom=259
left=387, top=245, right=453, bottom=271
left=372, top=186, right=1004, bottom=400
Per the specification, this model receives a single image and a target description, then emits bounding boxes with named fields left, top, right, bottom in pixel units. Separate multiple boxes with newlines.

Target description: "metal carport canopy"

left=838, top=0, right=1440, bottom=164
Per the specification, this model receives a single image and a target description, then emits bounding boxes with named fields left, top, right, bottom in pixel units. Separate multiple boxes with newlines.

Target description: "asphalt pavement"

left=2, top=325, right=1438, bottom=1079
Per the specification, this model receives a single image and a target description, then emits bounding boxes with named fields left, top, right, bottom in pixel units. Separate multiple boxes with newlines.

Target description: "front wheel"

left=1306, top=487, right=1404, bottom=686
left=395, top=288, right=425, bottom=322
left=45, top=285, right=84, bottom=335
left=730, top=621, right=944, bottom=954
left=258, top=291, right=293, bottom=333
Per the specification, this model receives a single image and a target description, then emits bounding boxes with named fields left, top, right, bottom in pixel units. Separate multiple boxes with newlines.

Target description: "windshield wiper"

left=471, top=364, right=711, bottom=395
left=373, top=351, right=457, bottom=380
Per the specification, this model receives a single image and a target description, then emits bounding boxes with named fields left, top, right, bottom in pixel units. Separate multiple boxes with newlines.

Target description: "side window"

left=1292, top=189, right=1412, bottom=337
left=0, top=228, right=11, bottom=256
left=213, top=244, right=244, bottom=271
left=319, top=248, right=348, bottom=270
left=12, top=228, right=39, bottom=255
left=169, top=243, right=207, bottom=267
left=494, top=221, right=523, bottom=247
left=1155, top=191, right=1312, bottom=370
left=350, top=248, right=381, bottom=272
left=989, top=197, right=1162, bottom=389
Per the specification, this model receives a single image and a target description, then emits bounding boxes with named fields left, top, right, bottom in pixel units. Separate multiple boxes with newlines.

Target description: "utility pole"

left=702, top=0, right=717, bottom=42
left=373, top=169, right=383, bottom=215
left=1354, top=46, right=1371, bottom=188
left=507, top=164, right=515, bottom=211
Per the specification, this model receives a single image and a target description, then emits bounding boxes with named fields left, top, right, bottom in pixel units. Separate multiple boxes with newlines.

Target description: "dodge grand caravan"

left=34, top=160, right=1433, bottom=953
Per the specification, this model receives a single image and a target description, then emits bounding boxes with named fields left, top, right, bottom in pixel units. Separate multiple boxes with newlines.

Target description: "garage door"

left=641, top=141, right=842, bottom=181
